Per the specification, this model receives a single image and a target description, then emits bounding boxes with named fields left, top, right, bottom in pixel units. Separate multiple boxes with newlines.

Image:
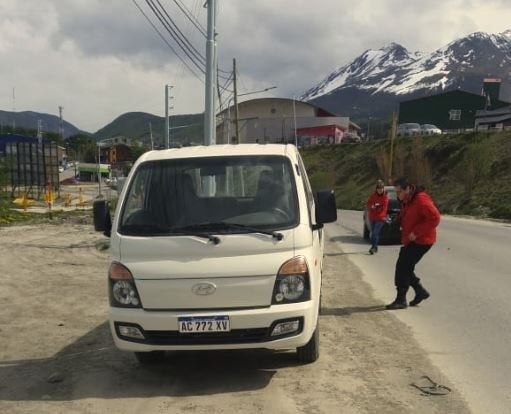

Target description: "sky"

left=1, top=0, right=511, bottom=133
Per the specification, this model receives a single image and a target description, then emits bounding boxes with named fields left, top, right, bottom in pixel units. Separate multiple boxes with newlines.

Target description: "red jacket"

left=366, top=192, right=389, bottom=221
left=400, top=189, right=441, bottom=246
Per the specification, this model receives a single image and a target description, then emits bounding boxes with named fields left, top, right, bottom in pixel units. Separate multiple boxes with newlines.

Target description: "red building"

left=296, top=122, right=361, bottom=146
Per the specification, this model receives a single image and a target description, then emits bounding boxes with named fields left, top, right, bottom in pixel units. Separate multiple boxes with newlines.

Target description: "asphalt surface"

left=326, top=210, right=511, bottom=414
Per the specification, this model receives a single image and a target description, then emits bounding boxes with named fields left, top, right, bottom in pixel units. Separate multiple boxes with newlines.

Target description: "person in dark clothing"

left=386, top=178, right=441, bottom=310
left=366, top=180, right=389, bottom=254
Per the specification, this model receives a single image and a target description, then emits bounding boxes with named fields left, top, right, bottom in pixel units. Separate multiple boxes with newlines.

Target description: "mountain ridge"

left=0, top=110, right=85, bottom=138
left=302, top=30, right=511, bottom=116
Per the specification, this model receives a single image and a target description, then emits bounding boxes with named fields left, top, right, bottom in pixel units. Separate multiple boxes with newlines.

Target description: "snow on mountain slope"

left=302, top=30, right=511, bottom=102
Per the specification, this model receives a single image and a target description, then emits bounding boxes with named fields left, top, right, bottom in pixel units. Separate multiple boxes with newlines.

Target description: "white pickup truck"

left=93, top=144, right=337, bottom=364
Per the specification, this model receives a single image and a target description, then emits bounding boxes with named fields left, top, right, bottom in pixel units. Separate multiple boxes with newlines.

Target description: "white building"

left=216, top=98, right=359, bottom=144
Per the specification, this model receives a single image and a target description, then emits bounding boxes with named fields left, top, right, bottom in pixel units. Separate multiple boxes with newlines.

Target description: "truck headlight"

left=272, top=256, right=311, bottom=304
left=109, top=262, right=142, bottom=308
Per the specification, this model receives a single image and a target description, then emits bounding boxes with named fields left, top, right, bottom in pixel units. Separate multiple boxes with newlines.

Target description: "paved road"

left=326, top=211, right=511, bottom=414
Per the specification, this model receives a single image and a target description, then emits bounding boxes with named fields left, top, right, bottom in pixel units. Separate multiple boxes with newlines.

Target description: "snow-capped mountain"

left=302, top=30, right=511, bottom=116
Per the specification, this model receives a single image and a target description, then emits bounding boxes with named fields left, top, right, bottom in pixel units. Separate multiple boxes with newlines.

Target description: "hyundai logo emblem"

left=191, top=282, right=217, bottom=296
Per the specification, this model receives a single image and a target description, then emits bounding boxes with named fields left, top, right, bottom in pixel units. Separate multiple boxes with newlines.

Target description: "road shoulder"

left=319, top=231, right=471, bottom=413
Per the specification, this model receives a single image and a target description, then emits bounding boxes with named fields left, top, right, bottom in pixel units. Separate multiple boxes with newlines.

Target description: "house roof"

left=400, top=89, right=511, bottom=106
left=217, top=97, right=338, bottom=117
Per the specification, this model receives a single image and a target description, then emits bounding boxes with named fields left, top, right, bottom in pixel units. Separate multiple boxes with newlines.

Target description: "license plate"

left=178, top=316, right=230, bottom=333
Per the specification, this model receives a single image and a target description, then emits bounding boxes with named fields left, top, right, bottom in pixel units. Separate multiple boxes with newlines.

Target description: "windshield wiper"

left=177, top=222, right=284, bottom=241
left=170, top=225, right=221, bottom=244
left=122, top=224, right=220, bottom=244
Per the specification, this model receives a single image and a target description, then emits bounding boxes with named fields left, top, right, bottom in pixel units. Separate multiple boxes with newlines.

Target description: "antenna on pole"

left=58, top=106, right=64, bottom=140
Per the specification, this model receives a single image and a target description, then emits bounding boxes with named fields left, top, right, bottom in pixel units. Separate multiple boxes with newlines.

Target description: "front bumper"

left=109, top=300, right=317, bottom=351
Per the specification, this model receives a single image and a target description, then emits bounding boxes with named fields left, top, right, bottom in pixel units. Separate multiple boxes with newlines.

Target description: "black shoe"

left=369, top=247, right=375, bottom=255
left=410, top=289, right=430, bottom=306
left=385, top=299, right=408, bottom=310
left=374, top=246, right=378, bottom=253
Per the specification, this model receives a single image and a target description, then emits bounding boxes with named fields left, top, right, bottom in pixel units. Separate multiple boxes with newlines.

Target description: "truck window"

left=119, top=155, right=299, bottom=235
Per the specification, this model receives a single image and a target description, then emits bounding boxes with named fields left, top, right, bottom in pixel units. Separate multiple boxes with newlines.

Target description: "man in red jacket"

left=366, top=180, right=389, bottom=254
left=386, top=177, right=441, bottom=310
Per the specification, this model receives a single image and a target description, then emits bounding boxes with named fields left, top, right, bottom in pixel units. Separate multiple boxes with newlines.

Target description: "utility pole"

left=164, top=85, right=174, bottom=149
left=58, top=106, right=64, bottom=140
left=233, top=58, right=240, bottom=144
left=389, top=112, right=397, bottom=182
left=292, top=96, right=298, bottom=146
left=204, top=0, right=217, bottom=146
left=149, top=122, right=154, bottom=150
left=37, top=119, right=43, bottom=144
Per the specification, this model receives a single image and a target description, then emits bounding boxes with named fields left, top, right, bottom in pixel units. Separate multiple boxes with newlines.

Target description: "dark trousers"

left=394, top=243, right=432, bottom=291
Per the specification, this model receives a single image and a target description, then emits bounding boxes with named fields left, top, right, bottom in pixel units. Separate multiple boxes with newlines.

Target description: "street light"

left=226, top=86, right=277, bottom=143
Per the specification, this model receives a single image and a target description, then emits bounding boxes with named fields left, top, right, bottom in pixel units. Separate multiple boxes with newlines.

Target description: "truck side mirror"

left=315, top=190, right=337, bottom=225
left=93, top=199, right=112, bottom=237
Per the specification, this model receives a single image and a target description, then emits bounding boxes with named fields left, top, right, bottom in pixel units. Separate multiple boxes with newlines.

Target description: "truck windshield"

left=119, top=155, right=299, bottom=236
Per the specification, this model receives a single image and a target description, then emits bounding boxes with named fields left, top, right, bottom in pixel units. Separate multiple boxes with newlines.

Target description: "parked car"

left=342, top=133, right=362, bottom=144
left=93, top=144, right=338, bottom=364
left=61, top=177, right=78, bottom=185
left=420, top=124, right=442, bottom=135
left=397, top=123, right=421, bottom=137
left=363, top=186, right=401, bottom=244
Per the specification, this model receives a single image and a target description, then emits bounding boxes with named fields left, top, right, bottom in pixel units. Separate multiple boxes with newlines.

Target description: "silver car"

left=420, top=124, right=442, bottom=135
left=397, top=123, right=421, bottom=137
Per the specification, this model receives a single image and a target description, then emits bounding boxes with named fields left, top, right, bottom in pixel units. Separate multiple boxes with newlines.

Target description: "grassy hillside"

left=94, top=112, right=203, bottom=146
left=300, top=131, right=511, bottom=220
left=0, top=110, right=84, bottom=138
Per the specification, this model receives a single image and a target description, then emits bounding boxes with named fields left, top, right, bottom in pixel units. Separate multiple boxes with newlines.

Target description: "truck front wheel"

left=296, top=325, right=319, bottom=363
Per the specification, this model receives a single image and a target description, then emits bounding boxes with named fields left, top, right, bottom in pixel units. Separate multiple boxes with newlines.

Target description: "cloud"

left=1, top=0, right=511, bottom=131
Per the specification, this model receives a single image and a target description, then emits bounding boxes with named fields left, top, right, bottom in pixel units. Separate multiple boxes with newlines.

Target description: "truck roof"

left=138, top=144, right=298, bottom=163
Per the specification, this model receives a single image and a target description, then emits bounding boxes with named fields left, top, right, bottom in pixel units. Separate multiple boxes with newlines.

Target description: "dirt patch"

left=0, top=224, right=470, bottom=413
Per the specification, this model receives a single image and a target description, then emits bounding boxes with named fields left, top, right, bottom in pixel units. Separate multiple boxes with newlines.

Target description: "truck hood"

left=117, top=230, right=302, bottom=309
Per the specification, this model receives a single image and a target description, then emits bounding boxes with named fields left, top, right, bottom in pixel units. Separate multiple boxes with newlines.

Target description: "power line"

left=153, top=0, right=206, bottom=64
left=132, top=0, right=205, bottom=83
left=145, top=0, right=206, bottom=74
left=145, top=0, right=231, bottom=80
left=171, top=0, right=207, bottom=37
left=174, top=0, right=201, bottom=100
left=159, top=0, right=231, bottom=77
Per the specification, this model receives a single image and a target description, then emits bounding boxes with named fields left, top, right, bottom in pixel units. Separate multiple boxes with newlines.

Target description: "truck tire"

left=134, top=351, right=166, bottom=364
left=297, top=324, right=319, bottom=363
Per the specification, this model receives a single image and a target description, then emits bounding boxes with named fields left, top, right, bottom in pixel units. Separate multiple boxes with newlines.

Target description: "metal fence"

left=5, top=141, right=59, bottom=199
